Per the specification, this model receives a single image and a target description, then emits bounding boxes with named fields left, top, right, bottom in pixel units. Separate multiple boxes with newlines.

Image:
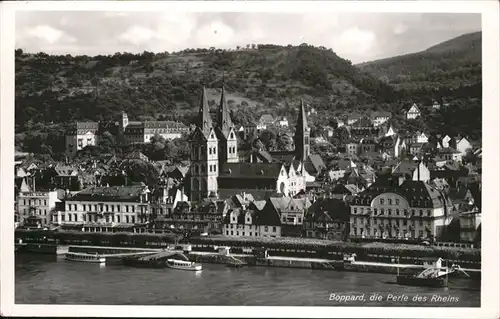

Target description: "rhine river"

left=15, top=254, right=480, bottom=307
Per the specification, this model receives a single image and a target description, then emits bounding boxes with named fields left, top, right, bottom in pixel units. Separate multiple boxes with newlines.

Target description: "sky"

left=15, top=11, right=481, bottom=63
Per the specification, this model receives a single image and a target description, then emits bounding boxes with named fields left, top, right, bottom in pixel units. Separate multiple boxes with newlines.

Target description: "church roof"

left=219, top=163, right=283, bottom=179
left=296, top=99, right=308, bottom=132
left=217, top=86, right=233, bottom=135
left=198, top=86, right=213, bottom=135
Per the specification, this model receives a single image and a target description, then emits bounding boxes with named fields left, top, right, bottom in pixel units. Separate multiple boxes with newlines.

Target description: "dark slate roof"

left=268, top=150, right=296, bottom=163
left=218, top=189, right=278, bottom=201
left=392, top=160, right=419, bottom=176
left=143, top=121, right=187, bottom=129
left=69, top=185, right=147, bottom=202
left=258, top=200, right=283, bottom=226
left=307, top=198, right=350, bottom=222
left=250, top=150, right=273, bottom=163
left=223, top=208, right=251, bottom=224
left=219, top=163, right=283, bottom=179
left=438, top=147, right=461, bottom=154
left=54, top=164, right=78, bottom=176
left=353, top=180, right=444, bottom=209
left=307, top=154, right=326, bottom=172
left=76, top=121, right=99, bottom=130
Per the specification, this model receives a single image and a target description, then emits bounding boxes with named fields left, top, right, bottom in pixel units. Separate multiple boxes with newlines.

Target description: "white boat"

left=166, top=259, right=202, bottom=271
left=65, top=252, right=106, bottom=264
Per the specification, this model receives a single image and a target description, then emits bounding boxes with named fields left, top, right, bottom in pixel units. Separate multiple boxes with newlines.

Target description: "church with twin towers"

left=188, top=85, right=318, bottom=202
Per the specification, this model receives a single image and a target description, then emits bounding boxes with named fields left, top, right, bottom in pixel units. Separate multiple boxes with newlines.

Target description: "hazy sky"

left=15, top=11, right=481, bottom=63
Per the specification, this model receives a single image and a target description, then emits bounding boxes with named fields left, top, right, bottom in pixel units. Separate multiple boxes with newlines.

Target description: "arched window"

left=192, top=178, right=199, bottom=191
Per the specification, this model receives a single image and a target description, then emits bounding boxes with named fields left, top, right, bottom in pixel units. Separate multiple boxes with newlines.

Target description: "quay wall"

left=15, top=231, right=481, bottom=273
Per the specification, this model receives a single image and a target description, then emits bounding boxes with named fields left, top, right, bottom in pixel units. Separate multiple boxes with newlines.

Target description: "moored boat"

left=395, top=257, right=467, bottom=288
left=166, top=259, right=202, bottom=271
left=396, top=275, right=448, bottom=288
left=65, top=252, right=106, bottom=264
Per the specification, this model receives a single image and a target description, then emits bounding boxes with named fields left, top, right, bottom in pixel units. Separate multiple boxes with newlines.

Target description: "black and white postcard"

left=1, top=1, right=499, bottom=318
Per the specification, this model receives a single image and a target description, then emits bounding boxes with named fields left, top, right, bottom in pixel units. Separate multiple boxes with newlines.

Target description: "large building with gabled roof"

left=348, top=179, right=453, bottom=240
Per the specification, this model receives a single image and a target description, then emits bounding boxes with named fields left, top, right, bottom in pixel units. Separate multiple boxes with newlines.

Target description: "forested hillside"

left=15, top=44, right=396, bottom=131
left=357, top=32, right=481, bottom=91
left=15, top=38, right=482, bottom=160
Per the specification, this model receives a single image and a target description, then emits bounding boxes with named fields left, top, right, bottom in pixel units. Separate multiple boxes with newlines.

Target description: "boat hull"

left=396, top=275, right=448, bottom=288
left=65, top=256, right=106, bottom=263
left=123, top=258, right=166, bottom=268
left=166, top=264, right=202, bottom=271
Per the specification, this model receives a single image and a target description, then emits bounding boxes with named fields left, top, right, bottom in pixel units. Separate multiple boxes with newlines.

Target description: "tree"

left=98, top=131, right=116, bottom=154
left=276, top=132, right=294, bottom=151
left=259, top=128, right=277, bottom=150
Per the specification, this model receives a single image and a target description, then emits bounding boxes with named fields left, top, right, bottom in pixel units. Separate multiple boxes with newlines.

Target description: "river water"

left=15, top=254, right=480, bottom=307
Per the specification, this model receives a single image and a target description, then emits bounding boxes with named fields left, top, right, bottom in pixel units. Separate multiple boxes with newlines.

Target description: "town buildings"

left=304, top=198, right=350, bottom=240
left=65, top=113, right=188, bottom=157
left=405, top=103, right=421, bottom=119
left=118, top=113, right=190, bottom=145
left=17, top=185, right=61, bottom=227
left=65, top=122, right=99, bottom=158
left=54, top=184, right=151, bottom=232
left=222, top=198, right=282, bottom=237
left=188, top=87, right=311, bottom=202
left=349, top=180, right=452, bottom=240
left=16, top=87, right=482, bottom=245
left=370, top=111, right=391, bottom=127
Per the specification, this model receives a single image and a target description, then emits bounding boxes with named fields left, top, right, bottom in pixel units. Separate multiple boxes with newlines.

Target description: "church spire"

left=296, top=99, right=308, bottom=133
left=218, top=85, right=233, bottom=132
left=198, top=86, right=213, bottom=133
left=294, top=99, right=310, bottom=162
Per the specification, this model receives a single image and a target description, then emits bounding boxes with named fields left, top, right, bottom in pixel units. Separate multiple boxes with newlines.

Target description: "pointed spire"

left=296, top=99, right=308, bottom=131
left=218, top=85, right=233, bottom=133
left=198, top=86, right=213, bottom=133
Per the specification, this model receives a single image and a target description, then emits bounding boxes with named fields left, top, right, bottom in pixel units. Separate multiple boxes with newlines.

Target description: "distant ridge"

left=357, top=31, right=482, bottom=91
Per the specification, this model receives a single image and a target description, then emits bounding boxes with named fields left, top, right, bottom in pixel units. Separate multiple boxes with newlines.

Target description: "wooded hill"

left=15, top=37, right=482, bottom=160
left=357, top=31, right=481, bottom=92
left=15, top=44, right=396, bottom=130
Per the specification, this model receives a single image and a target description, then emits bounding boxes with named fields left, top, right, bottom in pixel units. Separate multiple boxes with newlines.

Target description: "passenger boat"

left=65, top=252, right=106, bottom=264
left=395, top=258, right=467, bottom=288
left=396, top=274, right=448, bottom=288
left=166, top=259, right=202, bottom=271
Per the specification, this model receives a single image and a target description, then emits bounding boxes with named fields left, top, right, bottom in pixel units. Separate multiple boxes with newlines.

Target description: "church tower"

left=189, top=87, right=219, bottom=202
left=294, top=99, right=310, bottom=162
left=118, top=112, right=129, bottom=144
left=216, top=85, right=239, bottom=165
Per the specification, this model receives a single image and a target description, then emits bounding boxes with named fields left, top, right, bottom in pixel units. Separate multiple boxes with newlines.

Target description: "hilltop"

left=357, top=32, right=482, bottom=92
left=15, top=44, right=395, bottom=130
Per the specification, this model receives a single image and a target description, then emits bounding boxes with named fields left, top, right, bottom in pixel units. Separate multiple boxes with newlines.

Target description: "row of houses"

left=15, top=160, right=481, bottom=244
left=65, top=112, right=190, bottom=157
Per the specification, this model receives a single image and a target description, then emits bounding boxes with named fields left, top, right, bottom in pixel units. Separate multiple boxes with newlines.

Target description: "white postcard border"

left=1, top=1, right=499, bottom=318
